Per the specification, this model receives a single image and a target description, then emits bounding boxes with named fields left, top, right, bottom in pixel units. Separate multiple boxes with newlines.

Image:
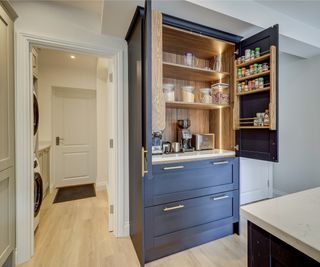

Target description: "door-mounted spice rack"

left=233, top=46, right=277, bottom=130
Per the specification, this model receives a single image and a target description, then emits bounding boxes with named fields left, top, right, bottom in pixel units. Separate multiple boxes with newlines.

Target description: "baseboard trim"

left=123, top=221, right=130, bottom=236
left=95, top=181, right=107, bottom=191
left=273, top=189, right=287, bottom=198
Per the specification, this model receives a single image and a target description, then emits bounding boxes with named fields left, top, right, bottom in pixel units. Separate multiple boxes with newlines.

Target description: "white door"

left=53, top=88, right=97, bottom=187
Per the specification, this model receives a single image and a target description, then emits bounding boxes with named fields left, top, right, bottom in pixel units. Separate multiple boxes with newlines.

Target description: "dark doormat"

left=53, top=184, right=96, bottom=204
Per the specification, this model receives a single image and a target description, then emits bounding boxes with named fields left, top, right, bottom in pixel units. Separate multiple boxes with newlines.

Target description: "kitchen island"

left=241, top=187, right=320, bottom=266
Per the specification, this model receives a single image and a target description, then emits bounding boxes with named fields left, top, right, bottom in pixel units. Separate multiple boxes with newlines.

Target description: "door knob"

left=56, top=136, right=64, bottom=146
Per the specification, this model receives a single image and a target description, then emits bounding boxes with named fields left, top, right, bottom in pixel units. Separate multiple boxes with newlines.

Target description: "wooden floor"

left=19, top=190, right=247, bottom=267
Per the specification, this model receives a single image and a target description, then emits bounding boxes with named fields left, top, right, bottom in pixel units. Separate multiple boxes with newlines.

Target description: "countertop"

left=38, top=141, right=51, bottom=151
left=241, top=187, right=320, bottom=262
left=152, top=149, right=235, bottom=165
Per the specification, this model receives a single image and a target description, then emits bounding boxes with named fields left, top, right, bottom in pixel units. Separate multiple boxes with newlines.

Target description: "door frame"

left=52, top=87, right=97, bottom=188
left=15, top=32, right=128, bottom=264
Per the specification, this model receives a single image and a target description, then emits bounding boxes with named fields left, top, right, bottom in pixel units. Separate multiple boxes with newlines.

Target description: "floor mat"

left=53, top=184, right=96, bottom=204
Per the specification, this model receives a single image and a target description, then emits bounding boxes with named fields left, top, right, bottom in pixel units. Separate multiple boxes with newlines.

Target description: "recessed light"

left=70, top=55, right=76, bottom=59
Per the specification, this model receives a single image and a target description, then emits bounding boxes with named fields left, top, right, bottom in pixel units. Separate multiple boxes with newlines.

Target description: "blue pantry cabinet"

left=126, top=2, right=279, bottom=266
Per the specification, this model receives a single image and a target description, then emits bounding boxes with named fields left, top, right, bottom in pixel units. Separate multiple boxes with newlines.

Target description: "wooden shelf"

left=236, top=70, right=270, bottom=82
left=235, top=53, right=270, bottom=68
left=236, top=87, right=270, bottom=96
left=163, top=62, right=229, bottom=82
left=238, top=126, right=270, bottom=129
left=163, top=25, right=235, bottom=59
left=166, top=101, right=230, bottom=110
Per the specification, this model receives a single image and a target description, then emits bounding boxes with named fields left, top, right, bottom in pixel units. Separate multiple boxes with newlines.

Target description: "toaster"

left=192, top=134, right=215, bottom=151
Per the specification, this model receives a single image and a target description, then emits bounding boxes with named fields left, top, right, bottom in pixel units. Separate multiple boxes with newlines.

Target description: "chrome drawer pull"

left=163, top=166, right=184, bottom=170
left=212, top=195, right=229, bottom=201
left=163, top=204, right=185, bottom=212
left=213, top=161, right=229, bottom=165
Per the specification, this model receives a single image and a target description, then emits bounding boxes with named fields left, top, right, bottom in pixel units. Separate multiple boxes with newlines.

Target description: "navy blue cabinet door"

left=236, top=25, right=279, bottom=162
left=126, top=0, right=153, bottom=265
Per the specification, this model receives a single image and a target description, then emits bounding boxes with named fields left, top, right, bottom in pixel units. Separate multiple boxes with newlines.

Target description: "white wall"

left=37, top=49, right=97, bottom=143
left=12, top=1, right=125, bottom=54
left=273, top=53, right=320, bottom=195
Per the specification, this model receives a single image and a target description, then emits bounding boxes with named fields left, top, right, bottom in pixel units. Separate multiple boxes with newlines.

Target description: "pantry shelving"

left=236, top=70, right=270, bottom=82
left=238, top=126, right=270, bottom=129
left=235, top=52, right=270, bottom=68
left=166, top=101, right=230, bottom=110
left=163, top=61, right=229, bottom=82
left=236, top=87, right=270, bottom=96
left=233, top=45, right=277, bottom=131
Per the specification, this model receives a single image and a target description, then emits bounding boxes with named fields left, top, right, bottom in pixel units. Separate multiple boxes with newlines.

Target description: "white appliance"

left=34, top=156, right=43, bottom=231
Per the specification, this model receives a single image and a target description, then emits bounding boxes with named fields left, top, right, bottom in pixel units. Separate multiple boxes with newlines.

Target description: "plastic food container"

left=199, top=88, right=212, bottom=104
left=163, top=83, right=175, bottom=102
left=182, top=86, right=195, bottom=103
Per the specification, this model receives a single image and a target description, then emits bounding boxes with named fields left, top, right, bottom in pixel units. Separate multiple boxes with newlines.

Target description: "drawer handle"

left=212, top=195, right=229, bottom=201
left=213, top=161, right=229, bottom=165
left=163, top=204, right=185, bottom=212
left=163, top=166, right=184, bottom=170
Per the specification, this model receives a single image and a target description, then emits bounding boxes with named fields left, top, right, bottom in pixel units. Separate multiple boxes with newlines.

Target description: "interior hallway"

left=19, top=190, right=247, bottom=267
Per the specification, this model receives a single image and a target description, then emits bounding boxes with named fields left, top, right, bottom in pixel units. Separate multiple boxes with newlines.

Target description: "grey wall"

left=274, top=53, right=320, bottom=195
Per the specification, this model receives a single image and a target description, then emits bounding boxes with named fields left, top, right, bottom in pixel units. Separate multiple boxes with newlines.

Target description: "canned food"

left=255, top=47, right=260, bottom=58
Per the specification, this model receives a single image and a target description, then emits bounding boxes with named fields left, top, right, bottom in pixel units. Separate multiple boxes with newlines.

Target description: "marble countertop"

left=38, top=141, right=51, bottom=151
left=241, top=187, right=320, bottom=262
left=152, top=149, right=235, bottom=165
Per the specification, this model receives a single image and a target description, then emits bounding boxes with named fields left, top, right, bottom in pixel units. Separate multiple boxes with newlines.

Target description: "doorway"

left=15, top=32, right=128, bottom=264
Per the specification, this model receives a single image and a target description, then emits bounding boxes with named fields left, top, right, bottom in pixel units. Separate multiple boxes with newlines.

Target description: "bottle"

left=259, top=77, right=264, bottom=89
left=255, top=47, right=261, bottom=58
left=250, top=50, right=255, bottom=60
left=264, top=109, right=270, bottom=126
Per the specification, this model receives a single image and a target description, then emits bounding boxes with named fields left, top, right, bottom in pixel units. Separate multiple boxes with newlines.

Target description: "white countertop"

left=241, top=187, right=320, bottom=262
left=152, top=149, right=235, bottom=165
left=38, top=141, right=51, bottom=151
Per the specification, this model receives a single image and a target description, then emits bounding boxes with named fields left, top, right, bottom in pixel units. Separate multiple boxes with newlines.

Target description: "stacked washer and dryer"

left=33, top=48, right=43, bottom=231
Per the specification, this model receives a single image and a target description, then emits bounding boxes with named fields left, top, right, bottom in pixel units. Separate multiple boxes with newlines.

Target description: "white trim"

left=15, top=32, right=128, bottom=264
left=123, top=221, right=130, bottom=236
left=273, top=189, right=287, bottom=198
left=95, top=181, right=107, bottom=191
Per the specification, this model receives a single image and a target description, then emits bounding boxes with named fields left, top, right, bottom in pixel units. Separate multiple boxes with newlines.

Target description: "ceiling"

left=256, top=0, right=320, bottom=30
left=13, top=0, right=320, bottom=58
left=13, top=0, right=103, bottom=16
left=38, top=48, right=98, bottom=70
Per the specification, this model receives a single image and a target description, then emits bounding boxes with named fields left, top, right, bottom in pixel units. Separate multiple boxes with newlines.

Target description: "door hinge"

left=109, top=73, right=113, bottom=82
left=267, top=180, right=270, bottom=188
left=110, top=204, right=114, bottom=214
left=109, top=139, right=114, bottom=148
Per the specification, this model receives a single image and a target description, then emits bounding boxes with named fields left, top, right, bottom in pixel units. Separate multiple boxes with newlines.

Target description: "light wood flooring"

left=19, top=190, right=247, bottom=267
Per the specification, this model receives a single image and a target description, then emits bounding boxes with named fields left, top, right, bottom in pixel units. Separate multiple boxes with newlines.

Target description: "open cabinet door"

left=235, top=25, right=279, bottom=162
left=127, top=1, right=152, bottom=266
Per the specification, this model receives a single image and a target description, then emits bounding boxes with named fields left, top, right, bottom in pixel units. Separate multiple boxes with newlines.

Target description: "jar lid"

left=199, top=88, right=211, bottom=94
left=182, top=86, right=194, bottom=92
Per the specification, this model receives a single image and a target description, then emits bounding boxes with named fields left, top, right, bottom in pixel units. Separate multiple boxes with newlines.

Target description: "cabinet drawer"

left=145, top=190, right=238, bottom=240
left=145, top=190, right=239, bottom=260
left=146, top=157, right=239, bottom=206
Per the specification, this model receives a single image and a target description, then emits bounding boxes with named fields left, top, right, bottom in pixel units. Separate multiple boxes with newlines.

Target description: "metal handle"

left=213, top=161, right=229, bottom=165
left=212, top=195, right=229, bottom=201
left=56, top=136, right=64, bottom=146
left=163, top=204, right=185, bottom=212
left=142, top=147, right=148, bottom=177
left=163, top=166, right=184, bottom=171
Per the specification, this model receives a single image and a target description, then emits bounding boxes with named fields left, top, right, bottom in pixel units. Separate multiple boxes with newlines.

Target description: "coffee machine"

left=152, top=131, right=163, bottom=155
left=177, top=119, right=194, bottom=152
